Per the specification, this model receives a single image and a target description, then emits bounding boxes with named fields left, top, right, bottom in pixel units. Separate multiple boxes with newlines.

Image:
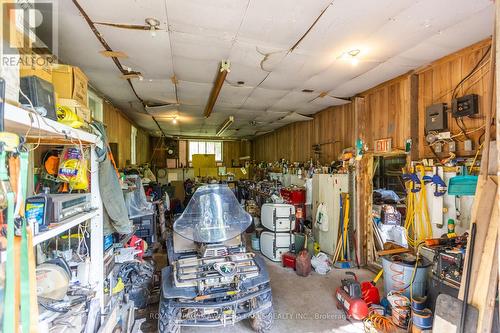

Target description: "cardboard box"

left=52, top=64, right=88, bottom=107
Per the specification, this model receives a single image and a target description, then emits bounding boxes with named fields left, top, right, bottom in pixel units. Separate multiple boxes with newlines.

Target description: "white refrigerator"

left=312, top=174, right=349, bottom=255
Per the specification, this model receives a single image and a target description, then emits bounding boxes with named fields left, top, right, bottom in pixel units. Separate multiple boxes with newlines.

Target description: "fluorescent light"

left=204, top=60, right=231, bottom=118
left=216, top=116, right=234, bottom=136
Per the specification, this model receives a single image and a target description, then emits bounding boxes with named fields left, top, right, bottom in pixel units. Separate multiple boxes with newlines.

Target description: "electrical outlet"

left=448, top=141, right=456, bottom=152
left=434, top=142, right=443, bottom=153
left=464, top=139, right=473, bottom=151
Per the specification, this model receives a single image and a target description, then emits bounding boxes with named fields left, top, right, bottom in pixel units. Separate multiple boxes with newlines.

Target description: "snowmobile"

left=159, top=184, right=274, bottom=332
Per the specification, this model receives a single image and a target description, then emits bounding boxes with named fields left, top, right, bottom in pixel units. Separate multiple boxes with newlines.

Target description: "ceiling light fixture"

left=204, top=60, right=231, bottom=118
left=172, top=116, right=177, bottom=124
left=216, top=116, right=234, bottom=136
left=339, top=49, right=361, bottom=66
left=145, top=17, right=160, bottom=37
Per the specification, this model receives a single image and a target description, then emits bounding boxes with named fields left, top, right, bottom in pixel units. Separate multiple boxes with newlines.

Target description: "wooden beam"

left=495, top=0, right=500, bottom=326
left=472, top=201, right=498, bottom=333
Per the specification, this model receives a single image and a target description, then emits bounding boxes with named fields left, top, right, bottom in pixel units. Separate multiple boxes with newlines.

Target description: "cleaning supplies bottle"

left=447, top=218, right=455, bottom=235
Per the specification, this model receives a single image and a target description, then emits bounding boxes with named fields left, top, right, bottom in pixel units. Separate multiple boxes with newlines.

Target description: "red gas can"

left=295, top=249, right=311, bottom=277
left=281, top=252, right=296, bottom=270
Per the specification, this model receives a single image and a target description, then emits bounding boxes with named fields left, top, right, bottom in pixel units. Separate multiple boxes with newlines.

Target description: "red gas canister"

left=295, top=249, right=311, bottom=277
left=361, top=281, right=380, bottom=306
left=281, top=252, right=296, bottom=270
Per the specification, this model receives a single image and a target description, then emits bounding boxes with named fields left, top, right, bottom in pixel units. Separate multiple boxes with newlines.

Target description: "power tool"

left=334, top=272, right=369, bottom=320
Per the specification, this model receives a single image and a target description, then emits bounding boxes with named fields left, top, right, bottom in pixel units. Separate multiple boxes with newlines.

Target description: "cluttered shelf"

left=33, top=210, right=99, bottom=246
left=4, top=102, right=97, bottom=144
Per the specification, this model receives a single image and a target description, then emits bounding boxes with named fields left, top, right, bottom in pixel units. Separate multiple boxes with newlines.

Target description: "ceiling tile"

left=238, top=0, right=332, bottom=48
left=270, top=91, right=315, bottom=110
left=86, top=70, right=133, bottom=102
left=166, top=0, right=248, bottom=39
left=97, top=26, right=173, bottom=79
left=78, top=0, right=168, bottom=26
left=177, top=81, right=212, bottom=106
left=297, top=0, right=415, bottom=54
left=174, top=56, right=221, bottom=83
left=242, top=87, right=289, bottom=110
left=216, top=85, right=254, bottom=108
left=171, top=31, right=233, bottom=61
left=301, top=60, right=378, bottom=93
left=254, top=111, right=288, bottom=122
left=132, top=80, right=177, bottom=105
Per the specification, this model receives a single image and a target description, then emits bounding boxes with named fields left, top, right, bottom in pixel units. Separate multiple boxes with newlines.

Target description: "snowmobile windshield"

left=174, top=184, right=252, bottom=243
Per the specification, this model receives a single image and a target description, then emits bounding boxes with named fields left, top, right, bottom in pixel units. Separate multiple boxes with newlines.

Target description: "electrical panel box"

left=452, top=94, right=478, bottom=118
left=425, top=103, right=447, bottom=132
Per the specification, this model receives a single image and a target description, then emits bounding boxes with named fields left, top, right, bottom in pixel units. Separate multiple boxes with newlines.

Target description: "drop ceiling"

left=57, top=0, right=494, bottom=138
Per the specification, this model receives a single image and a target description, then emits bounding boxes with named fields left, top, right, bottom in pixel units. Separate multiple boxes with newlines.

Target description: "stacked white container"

left=259, top=203, right=296, bottom=261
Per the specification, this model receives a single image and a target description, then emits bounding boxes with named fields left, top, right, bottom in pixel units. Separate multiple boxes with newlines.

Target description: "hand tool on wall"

left=402, top=173, right=421, bottom=193
left=423, top=173, right=447, bottom=196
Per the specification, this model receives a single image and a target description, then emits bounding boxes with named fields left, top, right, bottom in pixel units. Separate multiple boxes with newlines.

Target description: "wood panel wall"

left=222, top=141, right=251, bottom=167
left=103, top=101, right=151, bottom=167
left=416, top=39, right=492, bottom=158
left=252, top=103, right=354, bottom=163
left=358, top=75, right=413, bottom=152
left=136, top=128, right=151, bottom=165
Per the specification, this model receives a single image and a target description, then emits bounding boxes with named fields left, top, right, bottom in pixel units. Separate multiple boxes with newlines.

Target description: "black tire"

left=158, top=298, right=181, bottom=333
left=250, top=291, right=274, bottom=333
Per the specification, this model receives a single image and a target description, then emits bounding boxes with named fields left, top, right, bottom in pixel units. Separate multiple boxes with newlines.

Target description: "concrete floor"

left=141, top=252, right=377, bottom=333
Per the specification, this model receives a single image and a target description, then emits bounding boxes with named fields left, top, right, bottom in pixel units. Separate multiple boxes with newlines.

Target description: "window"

left=131, top=126, right=137, bottom=165
left=188, top=141, right=223, bottom=162
left=87, top=89, right=103, bottom=122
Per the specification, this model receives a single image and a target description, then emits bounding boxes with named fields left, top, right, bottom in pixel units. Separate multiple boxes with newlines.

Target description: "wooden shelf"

left=33, top=210, right=99, bottom=246
left=4, top=102, right=97, bottom=144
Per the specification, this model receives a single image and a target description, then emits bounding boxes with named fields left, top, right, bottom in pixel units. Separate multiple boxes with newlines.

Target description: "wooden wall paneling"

left=136, top=128, right=151, bottom=164
left=416, top=39, right=492, bottom=158
left=222, top=141, right=251, bottom=167
left=410, top=74, right=420, bottom=160
left=252, top=104, right=355, bottom=163
left=102, top=101, right=151, bottom=168
left=360, top=75, right=412, bottom=152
